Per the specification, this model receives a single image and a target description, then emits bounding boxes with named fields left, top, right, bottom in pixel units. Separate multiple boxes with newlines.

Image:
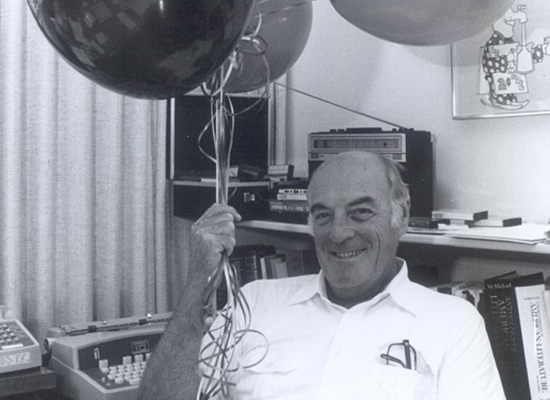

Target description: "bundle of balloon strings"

left=195, top=62, right=268, bottom=400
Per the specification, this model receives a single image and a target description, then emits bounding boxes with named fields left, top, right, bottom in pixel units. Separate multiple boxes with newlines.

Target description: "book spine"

left=259, top=256, right=269, bottom=280
left=281, top=250, right=306, bottom=277
left=474, top=217, right=522, bottom=227
left=431, top=210, right=488, bottom=221
left=273, top=261, right=288, bottom=279
left=236, top=256, right=260, bottom=285
left=515, top=284, right=550, bottom=400
left=482, top=285, right=531, bottom=400
left=265, top=255, right=285, bottom=279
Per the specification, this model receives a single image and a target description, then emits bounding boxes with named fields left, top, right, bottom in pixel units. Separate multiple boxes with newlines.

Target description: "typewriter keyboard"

left=92, top=353, right=152, bottom=388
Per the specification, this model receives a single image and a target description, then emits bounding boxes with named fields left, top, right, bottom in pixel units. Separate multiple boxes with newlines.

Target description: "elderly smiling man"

left=139, top=151, right=505, bottom=400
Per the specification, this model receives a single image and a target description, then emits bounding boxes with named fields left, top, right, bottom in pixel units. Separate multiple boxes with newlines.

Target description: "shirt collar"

left=287, top=273, right=321, bottom=306
left=288, top=258, right=424, bottom=317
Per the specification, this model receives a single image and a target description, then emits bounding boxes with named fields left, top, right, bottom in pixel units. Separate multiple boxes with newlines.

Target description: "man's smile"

left=330, top=249, right=366, bottom=259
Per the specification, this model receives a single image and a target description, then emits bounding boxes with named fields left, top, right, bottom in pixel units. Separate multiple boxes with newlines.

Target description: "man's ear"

left=398, top=200, right=410, bottom=235
left=307, top=213, right=314, bottom=237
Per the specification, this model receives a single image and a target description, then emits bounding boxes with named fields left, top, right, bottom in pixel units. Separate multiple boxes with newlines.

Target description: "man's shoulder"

left=243, top=274, right=316, bottom=294
left=240, top=275, right=317, bottom=307
left=405, top=280, right=481, bottom=318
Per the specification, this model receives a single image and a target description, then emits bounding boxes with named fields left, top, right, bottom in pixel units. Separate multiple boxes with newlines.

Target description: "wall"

left=283, top=0, right=550, bottom=224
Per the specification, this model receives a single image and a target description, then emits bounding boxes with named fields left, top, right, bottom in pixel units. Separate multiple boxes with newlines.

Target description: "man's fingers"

left=201, top=233, right=236, bottom=255
left=194, top=218, right=235, bottom=236
left=199, top=203, right=242, bottom=223
left=188, top=203, right=241, bottom=291
left=192, top=204, right=241, bottom=245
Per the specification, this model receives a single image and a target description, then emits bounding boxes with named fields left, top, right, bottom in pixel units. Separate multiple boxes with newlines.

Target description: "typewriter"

left=46, top=312, right=172, bottom=400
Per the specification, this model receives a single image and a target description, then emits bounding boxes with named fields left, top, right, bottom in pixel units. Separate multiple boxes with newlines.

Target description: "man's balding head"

left=309, top=151, right=410, bottom=229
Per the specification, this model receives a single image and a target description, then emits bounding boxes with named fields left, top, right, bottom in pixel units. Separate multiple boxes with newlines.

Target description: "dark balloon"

left=26, top=0, right=254, bottom=99
left=224, top=0, right=313, bottom=94
left=330, top=0, right=515, bottom=46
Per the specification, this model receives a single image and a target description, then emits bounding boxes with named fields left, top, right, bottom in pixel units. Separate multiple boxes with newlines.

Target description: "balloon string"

left=226, top=10, right=272, bottom=114
left=196, top=258, right=268, bottom=399
left=273, top=82, right=407, bottom=129
left=247, top=10, right=263, bottom=39
left=195, top=66, right=269, bottom=400
left=197, top=66, right=237, bottom=178
left=254, top=0, right=311, bottom=17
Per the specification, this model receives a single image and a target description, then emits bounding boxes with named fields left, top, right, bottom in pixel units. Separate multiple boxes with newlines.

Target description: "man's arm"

left=138, top=204, right=241, bottom=400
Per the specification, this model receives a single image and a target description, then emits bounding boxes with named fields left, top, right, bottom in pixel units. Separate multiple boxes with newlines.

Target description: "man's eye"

left=313, top=212, right=331, bottom=224
left=352, top=208, right=373, bottom=220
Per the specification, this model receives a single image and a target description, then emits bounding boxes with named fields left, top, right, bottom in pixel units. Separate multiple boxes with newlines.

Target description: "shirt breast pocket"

left=371, top=364, right=434, bottom=400
left=240, top=348, right=299, bottom=399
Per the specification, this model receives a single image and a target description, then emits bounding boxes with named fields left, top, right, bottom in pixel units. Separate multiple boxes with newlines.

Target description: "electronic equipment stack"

left=268, top=181, right=309, bottom=224
left=167, top=91, right=273, bottom=221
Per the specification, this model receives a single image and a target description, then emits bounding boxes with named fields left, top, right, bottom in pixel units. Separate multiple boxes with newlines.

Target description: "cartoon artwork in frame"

left=451, top=1, right=550, bottom=119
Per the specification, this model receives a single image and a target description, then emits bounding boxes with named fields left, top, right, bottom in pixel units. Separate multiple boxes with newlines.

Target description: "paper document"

left=445, top=223, right=550, bottom=244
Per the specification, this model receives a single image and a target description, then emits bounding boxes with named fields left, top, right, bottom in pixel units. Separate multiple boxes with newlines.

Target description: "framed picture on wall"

left=451, top=1, right=550, bottom=119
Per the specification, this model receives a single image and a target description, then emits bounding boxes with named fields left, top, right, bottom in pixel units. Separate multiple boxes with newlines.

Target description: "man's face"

left=308, top=154, right=406, bottom=306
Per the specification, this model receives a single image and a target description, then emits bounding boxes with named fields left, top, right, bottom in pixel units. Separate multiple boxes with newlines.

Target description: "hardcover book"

left=281, top=250, right=306, bottom=277
left=431, top=209, right=489, bottom=221
left=408, top=217, right=440, bottom=229
left=473, top=216, right=523, bottom=227
left=481, top=272, right=544, bottom=400
left=514, top=279, right=550, bottom=400
left=259, top=254, right=288, bottom=279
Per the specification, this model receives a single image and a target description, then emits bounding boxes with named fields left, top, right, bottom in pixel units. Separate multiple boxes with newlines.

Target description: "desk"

left=0, top=367, right=56, bottom=399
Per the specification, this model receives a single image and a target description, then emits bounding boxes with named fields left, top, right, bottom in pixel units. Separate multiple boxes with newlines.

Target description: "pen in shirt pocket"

left=380, top=339, right=417, bottom=370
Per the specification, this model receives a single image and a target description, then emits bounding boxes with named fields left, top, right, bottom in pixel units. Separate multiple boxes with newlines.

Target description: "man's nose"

left=329, top=217, right=354, bottom=243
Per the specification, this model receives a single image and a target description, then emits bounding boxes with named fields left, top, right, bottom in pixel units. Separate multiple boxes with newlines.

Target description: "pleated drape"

left=0, top=2, right=169, bottom=341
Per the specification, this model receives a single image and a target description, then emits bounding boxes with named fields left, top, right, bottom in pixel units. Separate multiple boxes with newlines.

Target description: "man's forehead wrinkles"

left=348, top=196, right=377, bottom=207
left=310, top=196, right=377, bottom=214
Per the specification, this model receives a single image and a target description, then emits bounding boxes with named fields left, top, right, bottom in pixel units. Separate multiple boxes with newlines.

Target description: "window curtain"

left=0, top=2, right=169, bottom=342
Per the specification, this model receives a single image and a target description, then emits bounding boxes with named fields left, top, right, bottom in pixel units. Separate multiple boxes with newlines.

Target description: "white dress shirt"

left=200, top=259, right=505, bottom=400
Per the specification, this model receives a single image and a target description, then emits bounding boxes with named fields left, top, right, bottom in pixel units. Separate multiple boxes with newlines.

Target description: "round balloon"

left=26, top=0, right=254, bottom=99
left=224, top=0, right=312, bottom=93
left=329, top=0, right=515, bottom=46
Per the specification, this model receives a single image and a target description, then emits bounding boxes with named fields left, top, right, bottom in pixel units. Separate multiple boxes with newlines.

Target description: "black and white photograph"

left=1, top=1, right=550, bottom=399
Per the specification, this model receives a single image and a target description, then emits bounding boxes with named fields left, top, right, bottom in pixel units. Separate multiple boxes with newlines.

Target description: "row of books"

left=216, top=245, right=319, bottom=309
left=480, top=271, right=550, bottom=400
left=409, top=209, right=522, bottom=231
left=437, top=273, right=550, bottom=400
left=432, top=209, right=522, bottom=227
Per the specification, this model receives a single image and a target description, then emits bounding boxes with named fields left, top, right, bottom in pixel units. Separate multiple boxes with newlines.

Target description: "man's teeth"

left=333, top=250, right=363, bottom=259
